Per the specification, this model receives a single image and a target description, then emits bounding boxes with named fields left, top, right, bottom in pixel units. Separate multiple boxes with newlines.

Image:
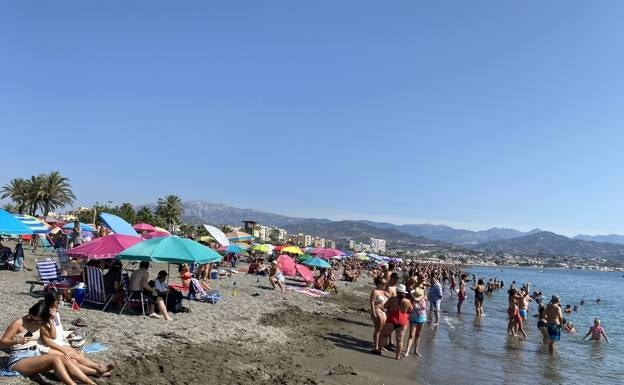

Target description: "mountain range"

left=178, top=200, right=624, bottom=259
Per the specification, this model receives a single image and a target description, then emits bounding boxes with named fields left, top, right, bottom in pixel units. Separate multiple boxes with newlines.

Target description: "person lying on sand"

left=39, top=292, right=115, bottom=377
left=0, top=300, right=97, bottom=385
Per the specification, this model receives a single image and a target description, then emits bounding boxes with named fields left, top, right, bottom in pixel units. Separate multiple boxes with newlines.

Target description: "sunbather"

left=0, top=300, right=97, bottom=385
left=39, top=293, right=115, bottom=377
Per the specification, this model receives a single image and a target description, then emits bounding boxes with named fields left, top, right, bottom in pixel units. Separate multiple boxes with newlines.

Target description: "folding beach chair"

left=118, top=273, right=149, bottom=318
left=83, top=266, right=114, bottom=310
left=28, top=258, right=70, bottom=294
left=188, top=278, right=221, bottom=304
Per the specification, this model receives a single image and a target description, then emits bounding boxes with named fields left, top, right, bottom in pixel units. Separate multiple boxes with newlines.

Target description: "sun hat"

left=396, top=284, right=408, bottom=294
left=412, top=287, right=425, bottom=300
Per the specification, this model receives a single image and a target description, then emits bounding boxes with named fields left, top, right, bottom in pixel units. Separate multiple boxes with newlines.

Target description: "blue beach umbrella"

left=62, top=222, right=95, bottom=232
left=226, top=244, right=247, bottom=254
left=303, top=257, right=331, bottom=269
left=0, top=209, right=32, bottom=235
left=14, top=214, right=49, bottom=234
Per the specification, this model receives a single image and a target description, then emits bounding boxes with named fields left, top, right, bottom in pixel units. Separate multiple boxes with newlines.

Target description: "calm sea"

left=409, top=267, right=623, bottom=385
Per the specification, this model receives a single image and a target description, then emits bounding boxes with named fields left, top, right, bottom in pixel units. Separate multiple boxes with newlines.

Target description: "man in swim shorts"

left=544, top=295, right=563, bottom=354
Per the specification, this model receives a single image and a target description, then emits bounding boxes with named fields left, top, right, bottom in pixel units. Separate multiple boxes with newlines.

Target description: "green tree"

left=155, top=195, right=184, bottom=232
left=136, top=206, right=155, bottom=224
left=221, top=225, right=233, bottom=234
left=1, top=178, right=30, bottom=214
left=117, top=202, right=137, bottom=224
left=25, top=175, right=44, bottom=216
left=2, top=202, right=18, bottom=213
left=39, top=171, right=75, bottom=216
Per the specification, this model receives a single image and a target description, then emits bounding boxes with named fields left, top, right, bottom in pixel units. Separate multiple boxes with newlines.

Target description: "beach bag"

left=166, top=289, right=184, bottom=313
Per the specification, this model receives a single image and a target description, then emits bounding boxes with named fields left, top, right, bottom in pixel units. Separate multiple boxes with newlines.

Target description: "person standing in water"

left=378, top=284, right=413, bottom=360
left=472, top=279, right=486, bottom=317
left=427, top=274, right=443, bottom=326
left=583, top=318, right=610, bottom=343
left=405, top=287, right=427, bottom=357
left=369, top=277, right=388, bottom=355
left=457, top=273, right=467, bottom=314
left=545, top=295, right=563, bottom=354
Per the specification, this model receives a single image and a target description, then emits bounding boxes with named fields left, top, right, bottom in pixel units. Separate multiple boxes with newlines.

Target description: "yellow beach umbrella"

left=281, top=246, right=303, bottom=255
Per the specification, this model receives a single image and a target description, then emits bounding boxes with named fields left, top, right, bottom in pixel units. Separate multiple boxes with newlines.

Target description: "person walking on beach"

left=379, top=284, right=412, bottom=360
left=427, top=274, right=443, bottom=326
left=583, top=318, right=610, bottom=343
left=545, top=295, right=563, bottom=354
left=369, top=277, right=388, bottom=355
left=507, top=289, right=527, bottom=338
left=405, top=287, right=427, bottom=357
left=472, top=279, right=486, bottom=317
left=268, top=261, right=285, bottom=293
left=457, top=273, right=467, bottom=314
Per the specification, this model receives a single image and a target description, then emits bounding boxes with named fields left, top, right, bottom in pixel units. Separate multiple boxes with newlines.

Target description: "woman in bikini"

left=378, top=284, right=413, bottom=360
left=0, top=301, right=97, bottom=385
left=405, top=287, right=427, bottom=357
left=369, top=276, right=388, bottom=354
left=472, top=279, right=486, bottom=317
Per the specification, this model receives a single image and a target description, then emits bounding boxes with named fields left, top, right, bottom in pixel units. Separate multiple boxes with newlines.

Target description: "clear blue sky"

left=1, top=1, right=623, bottom=236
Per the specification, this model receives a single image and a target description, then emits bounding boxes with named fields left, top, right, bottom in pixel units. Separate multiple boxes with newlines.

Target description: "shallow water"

left=409, top=267, right=624, bottom=385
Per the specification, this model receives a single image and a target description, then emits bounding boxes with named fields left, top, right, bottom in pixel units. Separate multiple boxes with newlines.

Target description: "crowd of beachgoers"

left=0, top=220, right=613, bottom=385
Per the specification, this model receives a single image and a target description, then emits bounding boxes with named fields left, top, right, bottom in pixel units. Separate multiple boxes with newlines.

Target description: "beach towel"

left=286, top=286, right=329, bottom=298
left=0, top=369, right=21, bottom=377
left=83, top=342, right=109, bottom=354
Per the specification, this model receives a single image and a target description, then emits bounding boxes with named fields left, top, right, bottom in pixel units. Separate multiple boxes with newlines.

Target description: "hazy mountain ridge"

left=573, top=234, right=624, bottom=245
left=476, top=231, right=624, bottom=260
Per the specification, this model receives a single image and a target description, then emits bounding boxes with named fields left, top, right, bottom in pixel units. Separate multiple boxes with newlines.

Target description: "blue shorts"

left=410, top=314, right=427, bottom=324
left=429, top=300, right=441, bottom=311
left=519, top=309, right=527, bottom=319
left=547, top=323, right=561, bottom=341
left=7, top=346, right=41, bottom=371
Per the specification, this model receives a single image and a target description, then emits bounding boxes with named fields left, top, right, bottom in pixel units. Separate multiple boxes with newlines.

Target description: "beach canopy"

left=281, top=246, right=303, bottom=255
left=66, top=234, right=143, bottom=259
left=143, top=230, right=170, bottom=239
left=277, top=254, right=296, bottom=276
left=303, top=257, right=331, bottom=269
left=203, top=224, right=230, bottom=246
left=294, top=264, right=313, bottom=283
left=309, top=248, right=343, bottom=259
left=118, top=236, right=223, bottom=264
left=226, top=231, right=254, bottom=242
left=14, top=214, right=49, bottom=234
left=132, top=223, right=155, bottom=232
left=62, top=222, right=95, bottom=232
left=99, top=213, right=138, bottom=236
left=0, top=209, right=32, bottom=235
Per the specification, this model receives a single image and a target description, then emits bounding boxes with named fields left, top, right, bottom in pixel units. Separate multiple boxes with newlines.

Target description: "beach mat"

left=286, top=286, right=328, bottom=298
left=83, top=342, right=109, bottom=354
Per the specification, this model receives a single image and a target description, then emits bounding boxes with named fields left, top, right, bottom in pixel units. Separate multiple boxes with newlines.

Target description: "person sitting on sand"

left=0, top=300, right=98, bottom=385
left=39, top=292, right=115, bottom=378
left=268, top=261, right=285, bottom=293
left=129, top=262, right=172, bottom=320
left=583, top=318, right=610, bottom=343
left=377, top=284, right=413, bottom=360
left=545, top=295, right=563, bottom=354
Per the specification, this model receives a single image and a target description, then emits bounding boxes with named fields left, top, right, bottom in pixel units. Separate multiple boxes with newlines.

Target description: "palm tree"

left=25, top=175, right=44, bottom=216
left=136, top=206, right=155, bottom=225
left=117, top=202, right=137, bottom=224
left=1, top=178, right=30, bottom=214
left=155, top=195, right=184, bottom=232
left=39, top=171, right=75, bottom=216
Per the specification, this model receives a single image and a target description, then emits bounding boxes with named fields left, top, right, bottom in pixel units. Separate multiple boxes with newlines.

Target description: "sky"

left=1, top=1, right=624, bottom=236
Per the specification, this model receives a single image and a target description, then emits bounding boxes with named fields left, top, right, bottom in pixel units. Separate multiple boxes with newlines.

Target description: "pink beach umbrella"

left=143, top=230, right=170, bottom=239
left=277, top=254, right=297, bottom=276
left=310, top=248, right=344, bottom=260
left=294, top=264, right=313, bottom=283
left=66, top=234, right=142, bottom=259
left=133, top=223, right=155, bottom=232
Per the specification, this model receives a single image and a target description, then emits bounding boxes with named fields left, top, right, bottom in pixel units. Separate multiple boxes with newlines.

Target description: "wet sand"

left=0, top=243, right=418, bottom=385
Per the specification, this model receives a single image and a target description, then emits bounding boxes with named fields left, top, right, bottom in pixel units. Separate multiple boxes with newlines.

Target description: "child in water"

left=583, top=318, right=610, bottom=343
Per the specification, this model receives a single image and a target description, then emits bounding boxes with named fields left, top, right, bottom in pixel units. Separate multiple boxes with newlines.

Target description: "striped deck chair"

left=29, top=258, right=70, bottom=294
left=118, top=273, right=149, bottom=318
left=189, top=278, right=220, bottom=303
left=83, top=266, right=113, bottom=310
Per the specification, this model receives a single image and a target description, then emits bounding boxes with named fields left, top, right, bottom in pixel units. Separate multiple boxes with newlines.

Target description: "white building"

left=370, top=238, right=386, bottom=253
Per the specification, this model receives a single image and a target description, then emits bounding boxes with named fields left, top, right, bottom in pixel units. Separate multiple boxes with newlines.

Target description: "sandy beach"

left=0, top=243, right=417, bottom=385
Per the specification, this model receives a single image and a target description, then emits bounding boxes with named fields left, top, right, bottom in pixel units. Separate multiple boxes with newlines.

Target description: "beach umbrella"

left=132, top=223, right=155, bottom=232
left=153, top=227, right=171, bottom=234
left=198, top=235, right=214, bottom=243
left=66, top=234, right=143, bottom=259
left=294, top=264, right=313, bottom=283
left=99, top=213, right=138, bottom=236
left=303, top=257, right=331, bottom=269
left=14, top=214, right=50, bottom=234
left=356, top=254, right=369, bottom=261
left=226, top=244, right=247, bottom=254
left=251, top=244, right=270, bottom=253
left=277, top=255, right=296, bottom=276
left=118, top=236, right=223, bottom=264
left=62, top=222, right=95, bottom=232
left=310, top=248, right=344, bottom=259
left=225, top=231, right=254, bottom=242
left=0, top=209, right=32, bottom=235
left=202, top=224, right=230, bottom=246
left=281, top=246, right=303, bottom=255
left=143, top=230, right=170, bottom=239
left=296, top=254, right=313, bottom=262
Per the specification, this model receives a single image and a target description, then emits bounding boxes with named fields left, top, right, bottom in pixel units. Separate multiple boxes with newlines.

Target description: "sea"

left=409, top=267, right=623, bottom=385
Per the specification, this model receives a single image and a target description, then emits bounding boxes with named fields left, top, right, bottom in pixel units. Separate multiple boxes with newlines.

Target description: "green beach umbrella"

left=118, top=235, right=223, bottom=264
left=251, top=244, right=270, bottom=253
left=296, top=254, right=313, bottom=262
left=303, top=257, right=331, bottom=269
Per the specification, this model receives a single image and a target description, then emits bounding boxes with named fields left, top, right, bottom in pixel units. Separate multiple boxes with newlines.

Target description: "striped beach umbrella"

left=14, top=214, right=50, bottom=234
left=225, top=231, right=254, bottom=242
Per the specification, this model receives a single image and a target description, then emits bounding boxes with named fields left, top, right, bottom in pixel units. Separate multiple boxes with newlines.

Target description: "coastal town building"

left=290, top=233, right=312, bottom=247
left=370, top=238, right=386, bottom=253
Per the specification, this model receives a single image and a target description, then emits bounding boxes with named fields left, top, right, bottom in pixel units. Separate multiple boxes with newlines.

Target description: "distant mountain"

left=180, top=201, right=315, bottom=227
left=476, top=231, right=624, bottom=260
left=357, top=220, right=542, bottom=244
left=573, top=234, right=624, bottom=245
left=283, top=220, right=445, bottom=246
